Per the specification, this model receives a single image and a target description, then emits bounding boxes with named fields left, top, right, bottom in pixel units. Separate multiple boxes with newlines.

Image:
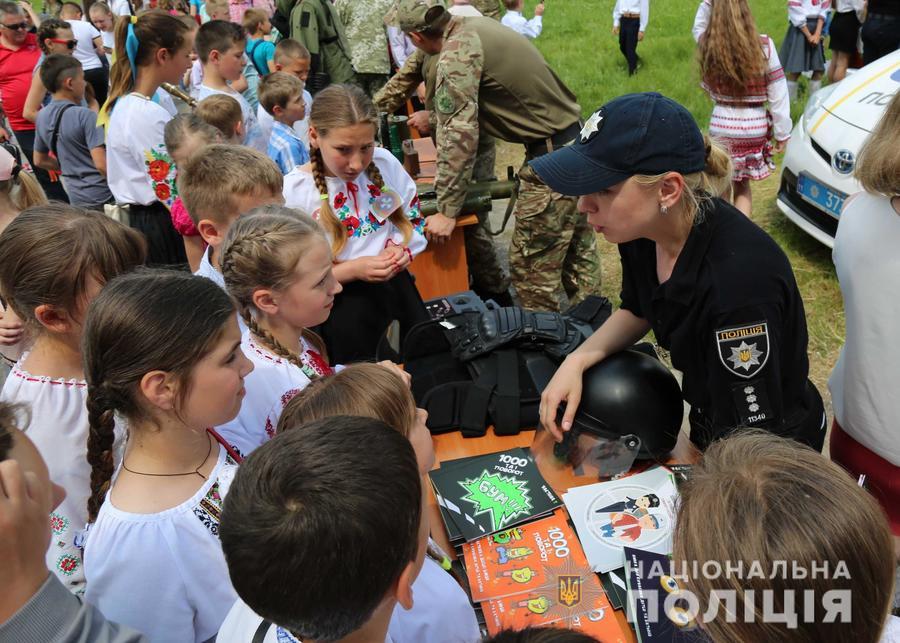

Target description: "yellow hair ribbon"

left=130, top=15, right=138, bottom=24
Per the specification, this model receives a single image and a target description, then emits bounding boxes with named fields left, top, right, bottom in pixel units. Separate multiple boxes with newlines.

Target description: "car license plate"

left=797, top=173, right=847, bottom=220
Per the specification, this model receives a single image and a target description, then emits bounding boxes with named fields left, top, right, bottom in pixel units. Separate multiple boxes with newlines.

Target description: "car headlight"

left=801, top=83, right=841, bottom=132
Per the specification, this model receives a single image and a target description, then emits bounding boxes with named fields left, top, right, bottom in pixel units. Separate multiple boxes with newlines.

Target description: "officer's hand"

left=425, top=213, right=456, bottom=244
left=638, top=31, right=644, bottom=41
left=540, top=354, right=586, bottom=442
left=408, top=110, right=431, bottom=135
left=377, top=360, right=412, bottom=388
left=612, top=26, right=619, bottom=35
left=535, top=2, right=544, bottom=16
left=352, top=254, right=397, bottom=282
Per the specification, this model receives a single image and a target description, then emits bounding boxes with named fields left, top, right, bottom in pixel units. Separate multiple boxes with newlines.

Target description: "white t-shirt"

left=99, top=29, right=114, bottom=65
left=257, top=87, right=312, bottom=150
left=215, top=331, right=334, bottom=456
left=195, top=245, right=226, bottom=289
left=107, top=93, right=177, bottom=207
left=282, top=147, right=427, bottom=262
left=84, top=445, right=239, bottom=643
left=67, top=19, right=103, bottom=71
left=447, top=4, right=482, bottom=17
left=829, top=192, right=900, bottom=466
left=111, top=0, right=133, bottom=15
left=197, top=84, right=267, bottom=153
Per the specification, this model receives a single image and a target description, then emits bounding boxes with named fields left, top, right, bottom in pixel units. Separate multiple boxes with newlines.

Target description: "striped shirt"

left=267, top=120, right=309, bottom=175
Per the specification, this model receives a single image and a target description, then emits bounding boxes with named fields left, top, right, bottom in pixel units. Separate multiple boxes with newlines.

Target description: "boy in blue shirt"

left=243, top=8, right=276, bottom=76
left=258, top=71, right=309, bottom=174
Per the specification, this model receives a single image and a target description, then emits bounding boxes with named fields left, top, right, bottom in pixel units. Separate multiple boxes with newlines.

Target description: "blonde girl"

left=105, top=10, right=195, bottom=267
left=0, top=204, right=145, bottom=594
left=698, top=0, right=790, bottom=215
left=282, top=83, right=428, bottom=364
left=82, top=270, right=254, bottom=642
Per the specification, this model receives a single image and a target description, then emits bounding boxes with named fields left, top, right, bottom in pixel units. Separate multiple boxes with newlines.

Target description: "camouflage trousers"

left=465, top=134, right=510, bottom=295
left=509, top=164, right=601, bottom=311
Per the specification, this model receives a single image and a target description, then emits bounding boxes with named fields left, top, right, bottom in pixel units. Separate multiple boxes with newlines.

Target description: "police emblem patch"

left=715, top=322, right=769, bottom=379
left=580, top=109, right=604, bottom=143
left=435, top=85, right=455, bottom=114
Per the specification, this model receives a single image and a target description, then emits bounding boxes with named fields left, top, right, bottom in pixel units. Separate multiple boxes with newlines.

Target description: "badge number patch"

left=715, top=322, right=769, bottom=379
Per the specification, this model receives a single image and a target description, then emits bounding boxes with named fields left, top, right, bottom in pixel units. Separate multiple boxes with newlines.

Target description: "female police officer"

left=534, top=92, right=826, bottom=451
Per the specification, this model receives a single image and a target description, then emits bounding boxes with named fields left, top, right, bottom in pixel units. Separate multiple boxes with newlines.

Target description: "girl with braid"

left=81, top=270, right=253, bottom=642
left=0, top=204, right=145, bottom=595
left=283, top=83, right=428, bottom=364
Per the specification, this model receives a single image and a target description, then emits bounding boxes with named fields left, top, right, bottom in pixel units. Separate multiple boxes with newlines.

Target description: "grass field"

left=506, top=0, right=844, bottom=411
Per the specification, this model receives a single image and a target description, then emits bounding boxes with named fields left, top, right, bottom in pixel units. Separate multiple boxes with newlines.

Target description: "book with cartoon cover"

left=563, top=466, right=679, bottom=573
left=430, top=448, right=561, bottom=542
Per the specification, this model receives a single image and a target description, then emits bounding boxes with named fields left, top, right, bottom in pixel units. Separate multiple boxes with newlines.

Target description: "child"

left=501, top=0, right=544, bottom=39
left=196, top=93, right=245, bottom=143
left=163, top=113, right=224, bottom=272
left=33, top=55, right=113, bottom=210
left=217, top=415, right=427, bottom=643
left=256, top=38, right=313, bottom=148
left=828, top=0, right=864, bottom=82
left=195, top=20, right=267, bottom=152
left=104, top=10, right=196, bottom=267
left=673, top=430, right=898, bottom=641
left=87, top=2, right=115, bottom=65
left=276, top=363, right=482, bottom=643
left=612, top=0, right=647, bottom=75
left=59, top=2, right=108, bottom=107
left=0, top=204, right=146, bottom=595
left=779, top=0, right=828, bottom=102
left=23, top=19, right=81, bottom=124
left=243, top=8, right=275, bottom=76
left=178, top=144, right=284, bottom=288
left=283, top=83, right=428, bottom=363
left=82, top=270, right=254, bottom=642
left=698, top=0, right=791, bottom=215
left=216, top=209, right=341, bottom=455
left=0, top=143, right=46, bottom=234
left=258, top=72, right=309, bottom=174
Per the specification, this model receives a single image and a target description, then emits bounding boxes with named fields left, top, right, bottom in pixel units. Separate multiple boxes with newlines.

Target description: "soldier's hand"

left=408, top=110, right=431, bottom=135
left=425, top=213, right=456, bottom=244
left=535, top=2, right=544, bottom=16
left=638, top=31, right=644, bottom=41
left=612, top=26, right=619, bottom=35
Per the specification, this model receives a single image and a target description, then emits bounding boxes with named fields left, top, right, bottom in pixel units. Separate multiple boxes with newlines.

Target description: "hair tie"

left=125, top=20, right=140, bottom=81
left=319, top=194, right=328, bottom=201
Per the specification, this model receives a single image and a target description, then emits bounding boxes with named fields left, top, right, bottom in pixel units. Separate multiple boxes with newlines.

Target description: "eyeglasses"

left=49, top=38, right=78, bottom=49
left=1, top=21, right=29, bottom=31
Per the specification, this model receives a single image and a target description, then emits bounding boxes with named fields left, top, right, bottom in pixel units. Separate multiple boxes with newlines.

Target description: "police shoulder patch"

left=715, top=321, right=769, bottom=379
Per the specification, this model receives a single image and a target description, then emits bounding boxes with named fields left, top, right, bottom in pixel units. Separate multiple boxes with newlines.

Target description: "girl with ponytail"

left=82, top=269, right=253, bottom=642
left=282, top=83, right=428, bottom=364
left=104, top=10, right=195, bottom=267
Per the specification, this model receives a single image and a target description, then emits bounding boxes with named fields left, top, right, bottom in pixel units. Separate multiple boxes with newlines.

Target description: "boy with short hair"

left=243, top=8, right=275, bottom=75
left=258, top=72, right=308, bottom=174
left=177, top=144, right=284, bottom=286
left=217, top=415, right=428, bottom=643
left=32, top=54, right=112, bottom=209
left=256, top=38, right=313, bottom=147
left=501, top=0, right=544, bottom=39
left=195, top=20, right=267, bottom=153
left=196, top=94, right=244, bottom=143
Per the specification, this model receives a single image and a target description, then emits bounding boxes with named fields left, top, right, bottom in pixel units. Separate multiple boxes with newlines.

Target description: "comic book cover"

left=563, top=467, right=679, bottom=573
left=483, top=571, right=629, bottom=642
left=429, top=448, right=561, bottom=542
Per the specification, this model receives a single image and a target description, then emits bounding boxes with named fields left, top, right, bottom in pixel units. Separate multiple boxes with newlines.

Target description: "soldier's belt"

left=524, top=120, right=582, bottom=159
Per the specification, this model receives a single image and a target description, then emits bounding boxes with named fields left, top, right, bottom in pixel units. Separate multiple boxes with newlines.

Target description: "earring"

left=660, top=204, right=668, bottom=215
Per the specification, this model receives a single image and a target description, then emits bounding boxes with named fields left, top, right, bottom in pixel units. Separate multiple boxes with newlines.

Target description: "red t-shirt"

left=0, top=33, right=41, bottom=132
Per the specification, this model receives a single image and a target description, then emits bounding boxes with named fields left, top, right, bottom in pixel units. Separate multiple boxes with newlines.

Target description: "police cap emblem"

left=580, top=109, right=604, bottom=143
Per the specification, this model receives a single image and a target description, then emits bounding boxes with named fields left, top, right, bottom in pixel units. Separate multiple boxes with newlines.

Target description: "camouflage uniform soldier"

left=374, top=49, right=511, bottom=300
left=470, top=0, right=501, bottom=19
left=335, top=0, right=394, bottom=98
left=282, top=0, right=358, bottom=93
left=389, top=0, right=601, bottom=311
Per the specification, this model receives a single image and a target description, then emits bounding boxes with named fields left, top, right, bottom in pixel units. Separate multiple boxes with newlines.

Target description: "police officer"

left=536, top=93, right=826, bottom=452
left=281, top=0, right=358, bottom=93
left=387, top=0, right=602, bottom=312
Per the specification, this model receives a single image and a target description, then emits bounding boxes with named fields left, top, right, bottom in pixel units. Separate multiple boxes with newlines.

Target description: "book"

left=599, top=567, right=628, bottom=611
left=563, top=466, right=679, bottom=573
left=430, top=448, right=561, bottom=542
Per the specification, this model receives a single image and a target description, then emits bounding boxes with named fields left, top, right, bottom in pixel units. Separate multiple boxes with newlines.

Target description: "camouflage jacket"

left=470, top=0, right=501, bottom=19
left=289, top=0, right=358, bottom=86
left=335, top=0, right=393, bottom=75
left=373, top=48, right=438, bottom=130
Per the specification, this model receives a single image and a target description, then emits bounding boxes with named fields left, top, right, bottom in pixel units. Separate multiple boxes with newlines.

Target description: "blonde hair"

left=0, top=171, right=47, bottom=214
left=204, top=0, right=227, bottom=18
left=673, top=430, right=895, bottom=643
left=195, top=94, right=244, bottom=139
left=274, top=38, right=310, bottom=65
left=309, top=84, right=413, bottom=256
left=241, top=7, right=268, bottom=33
left=219, top=208, right=329, bottom=367
left=163, top=112, right=223, bottom=161
left=278, top=363, right=415, bottom=437
left=258, top=71, right=304, bottom=115
left=698, top=0, right=768, bottom=97
left=855, top=91, right=900, bottom=197
left=632, top=135, right=733, bottom=223
left=178, top=144, right=283, bottom=225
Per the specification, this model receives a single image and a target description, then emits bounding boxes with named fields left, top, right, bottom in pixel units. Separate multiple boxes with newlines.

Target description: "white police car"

left=777, top=50, right=900, bottom=248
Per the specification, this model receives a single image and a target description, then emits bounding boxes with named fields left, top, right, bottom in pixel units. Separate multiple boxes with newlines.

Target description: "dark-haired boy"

left=216, top=416, right=428, bottom=643
left=33, top=54, right=112, bottom=209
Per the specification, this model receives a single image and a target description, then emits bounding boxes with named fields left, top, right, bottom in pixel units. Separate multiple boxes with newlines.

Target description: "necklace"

left=122, top=433, right=213, bottom=480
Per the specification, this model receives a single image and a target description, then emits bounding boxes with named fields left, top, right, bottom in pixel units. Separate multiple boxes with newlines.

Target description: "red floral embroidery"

left=265, top=416, right=275, bottom=439
left=148, top=159, right=171, bottom=181
left=343, top=216, right=360, bottom=235
left=367, top=183, right=381, bottom=197
left=281, top=388, right=302, bottom=407
left=333, top=192, right=347, bottom=209
left=155, top=183, right=171, bottom=201
left=410, top=195, right=420, bottom=209
left=368, top=212, right=380, bottom=225
left=57, top=554, right=80, bottom=576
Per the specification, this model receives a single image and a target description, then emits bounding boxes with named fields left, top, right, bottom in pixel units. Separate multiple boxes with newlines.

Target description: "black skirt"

left=829, top=10, right=861, bottom=53
left=128, top=201, right=189, bottom=269
left=315, top=269, right=428, bottom=364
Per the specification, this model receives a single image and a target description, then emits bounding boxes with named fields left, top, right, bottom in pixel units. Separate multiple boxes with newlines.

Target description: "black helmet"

left=571, top=348, right=683, bottom=459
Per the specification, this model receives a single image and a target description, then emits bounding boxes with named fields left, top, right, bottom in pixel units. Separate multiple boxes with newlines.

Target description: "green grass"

left=508, top=0, right=844, bottom=408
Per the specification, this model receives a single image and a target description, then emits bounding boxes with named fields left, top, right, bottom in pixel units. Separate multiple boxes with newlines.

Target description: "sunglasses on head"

left=49, top=38, right=78, bottom=49
left=1, top=21, right=29, bottom=31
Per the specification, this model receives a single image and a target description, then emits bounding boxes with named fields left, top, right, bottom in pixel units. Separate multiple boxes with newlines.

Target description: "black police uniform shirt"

left=618, top=197, right=818, bottom=449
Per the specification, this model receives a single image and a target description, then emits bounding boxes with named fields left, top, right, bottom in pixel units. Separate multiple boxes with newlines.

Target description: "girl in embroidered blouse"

left=282, top=83, right=428, bottom=364
left=104, top=11, right=195, bottom=267
left=0, top=204, right=145, bottom=596
left=697, top=0, right=791, bottom=216
left=82, top=270, right=254, bottom=643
